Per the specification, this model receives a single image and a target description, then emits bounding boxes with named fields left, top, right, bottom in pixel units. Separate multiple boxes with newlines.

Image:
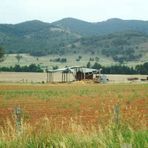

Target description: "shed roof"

left=47, top=67, right=101, bottom=73
left=47, top=67, right=72, bottom=73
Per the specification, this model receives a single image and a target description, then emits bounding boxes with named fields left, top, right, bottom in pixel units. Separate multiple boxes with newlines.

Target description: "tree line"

left=0, top=62, right=147, bottom=74
left=0, top=64, right=43, bottom=72
left=87, top=62, right=148, bottom=75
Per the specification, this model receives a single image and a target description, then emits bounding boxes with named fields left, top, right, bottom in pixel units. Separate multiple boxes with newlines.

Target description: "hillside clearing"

left=1, top=53, right=148, bottom=68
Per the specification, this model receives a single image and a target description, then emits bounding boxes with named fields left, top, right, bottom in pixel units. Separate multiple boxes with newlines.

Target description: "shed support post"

left=47, top=72, right=48, bottom=83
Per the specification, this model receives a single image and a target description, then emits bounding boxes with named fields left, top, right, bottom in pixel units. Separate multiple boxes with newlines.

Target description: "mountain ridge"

left=0, top=18, right=148, bottom=63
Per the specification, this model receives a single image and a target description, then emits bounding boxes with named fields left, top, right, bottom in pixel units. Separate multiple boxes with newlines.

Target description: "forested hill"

left=0, top=18, right=148, bottom=62
left=0, top=20, right=80, bottom=55
left=53, top=18, right=148, bottom=36
left=72, top=31, right=148, bottom=63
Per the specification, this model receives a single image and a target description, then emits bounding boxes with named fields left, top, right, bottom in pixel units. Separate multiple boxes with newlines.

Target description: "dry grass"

left=0, top=83, right=147, bottom=147
left=0, top=83, right=147, bottom=128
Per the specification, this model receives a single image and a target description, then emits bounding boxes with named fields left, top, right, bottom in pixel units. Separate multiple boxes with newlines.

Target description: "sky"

left=0, top=0, right=148, bottom=24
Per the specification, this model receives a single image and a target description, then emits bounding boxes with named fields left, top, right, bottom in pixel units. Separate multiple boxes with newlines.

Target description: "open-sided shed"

left=46, top=66, right=101, bottom=83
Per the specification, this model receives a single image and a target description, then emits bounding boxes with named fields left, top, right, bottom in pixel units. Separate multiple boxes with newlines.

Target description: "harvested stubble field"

left=0, top=72, right=147, bottom=83
left=0, top=83, right=147, bottom=147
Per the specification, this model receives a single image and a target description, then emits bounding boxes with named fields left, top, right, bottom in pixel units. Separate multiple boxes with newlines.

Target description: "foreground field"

left=0, top=83, right=147, bottom=147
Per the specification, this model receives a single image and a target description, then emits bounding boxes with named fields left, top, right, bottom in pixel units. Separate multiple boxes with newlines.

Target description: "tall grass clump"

left=0, top=117, right=147, bottom=148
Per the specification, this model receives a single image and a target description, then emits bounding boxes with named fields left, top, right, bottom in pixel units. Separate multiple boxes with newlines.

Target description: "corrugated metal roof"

left=47, top=67, right=71, bottom=72
left=82, top=68, right=99, bottom=73
left=47, top=67, right=101, bottom=73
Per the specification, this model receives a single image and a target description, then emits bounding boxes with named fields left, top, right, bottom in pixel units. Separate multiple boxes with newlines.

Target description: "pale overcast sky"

left=0, top=0, right=148, bottom=24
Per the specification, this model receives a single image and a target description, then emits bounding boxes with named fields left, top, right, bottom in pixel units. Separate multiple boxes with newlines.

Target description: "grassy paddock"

left=0, top=83, right=147, bottom=147
left=1, top=53, right=147, bottom=68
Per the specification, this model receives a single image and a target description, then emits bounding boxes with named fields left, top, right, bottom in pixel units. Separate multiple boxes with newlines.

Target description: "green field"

left=0, top=83, right=147, bottom=147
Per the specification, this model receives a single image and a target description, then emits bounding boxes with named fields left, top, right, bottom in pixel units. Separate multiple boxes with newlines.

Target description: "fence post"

left=114, top=104, right=120, bottom=126
left=14, top=106, right=22, bottom=134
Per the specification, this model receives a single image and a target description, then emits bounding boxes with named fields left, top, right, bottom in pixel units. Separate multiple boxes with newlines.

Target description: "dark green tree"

left=135, top=62, right=148, bottom=74
left=0, top=47, right=4, bottom=62
left=86, top=61, right=91, bottom=68
left=15, top=54, right=23, bottom=64
left=92, top=62, right=102, bottom=69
